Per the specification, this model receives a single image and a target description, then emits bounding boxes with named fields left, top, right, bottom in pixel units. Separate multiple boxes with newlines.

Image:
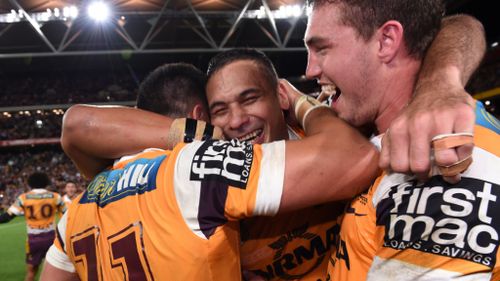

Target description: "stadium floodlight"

left=69, top=6, right=79, bottom=19
left=87, top=1, right=110, bottom=22
left=63, top=6, right=79, bottom=19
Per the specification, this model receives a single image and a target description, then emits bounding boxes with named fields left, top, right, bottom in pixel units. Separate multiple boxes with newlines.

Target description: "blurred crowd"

left=0, top=71, right=138, bottom=106
left=0, top=147, right=88, bottom=209
left=0, top=111, right=63, bottom=140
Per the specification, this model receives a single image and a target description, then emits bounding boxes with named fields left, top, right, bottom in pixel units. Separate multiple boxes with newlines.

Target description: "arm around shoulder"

left=61, top=104, right=175, bottom=178
left=279, top=107, right=380, bottom=213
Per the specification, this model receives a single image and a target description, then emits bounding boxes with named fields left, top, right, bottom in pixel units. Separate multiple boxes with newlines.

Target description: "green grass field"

left=0, top=216, right=42, bottom=281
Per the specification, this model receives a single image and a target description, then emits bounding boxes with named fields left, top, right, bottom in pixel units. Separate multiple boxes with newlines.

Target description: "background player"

left=0, top=172, right=65, bottom=281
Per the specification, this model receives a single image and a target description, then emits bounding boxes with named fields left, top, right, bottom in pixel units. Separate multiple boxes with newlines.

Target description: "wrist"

left=294, top=95, right=330, bottom=131
left=418, top=65, right=463, bottom=90
left=166, top=118, right=223, bottom=148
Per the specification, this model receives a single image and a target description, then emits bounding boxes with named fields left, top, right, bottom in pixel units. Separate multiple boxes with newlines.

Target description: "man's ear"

left=190, top=104, right=208, bottom=121
left=277, top=81, right=291, bottom=111
left=377, top=20, right=404, bottom=63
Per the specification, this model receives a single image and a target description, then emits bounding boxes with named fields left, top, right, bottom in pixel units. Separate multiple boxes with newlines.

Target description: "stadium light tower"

left=87, top=1, right=110, bottom=22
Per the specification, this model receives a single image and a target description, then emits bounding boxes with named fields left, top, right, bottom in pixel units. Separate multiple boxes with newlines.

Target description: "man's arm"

left=0, top=211, right=15, bottom=223
left=40, top=262, right=79, bottom=281
left=280, top=108, right=379, bottom=212
left=380, top=14, right=486, bottom=182
left=61, top=104, right=175, bottom=178
left=278, top=80, right=380, bottom=212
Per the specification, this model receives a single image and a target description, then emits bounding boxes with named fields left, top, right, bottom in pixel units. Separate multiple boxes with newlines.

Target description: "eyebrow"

left=208, top=88, right=260, bottom=112
left=305, top=36, right=327, bottom=48
left=209, top=101, right=226, bottom=112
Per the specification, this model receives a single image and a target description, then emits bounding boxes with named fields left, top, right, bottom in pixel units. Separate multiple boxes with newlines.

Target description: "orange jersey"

left=8, top=189, right=65, bottom=234
left=46, top=139, right=286, bottom=281
left=239, top=126, right=343, bottom=281
left=241, top=203, right=344, bottom=280
left=329, top=101, right=500, bottom=280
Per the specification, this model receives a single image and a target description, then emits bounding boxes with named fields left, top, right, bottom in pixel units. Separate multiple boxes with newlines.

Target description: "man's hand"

left=380, top=14, right=485, bottom=183
left=279, top=79, right=305, bottom=127
left=380, top=78, right=475, bottom=183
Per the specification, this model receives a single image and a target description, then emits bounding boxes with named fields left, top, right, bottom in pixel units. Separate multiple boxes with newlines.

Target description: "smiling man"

left=303, top=0, right=499, bottom=280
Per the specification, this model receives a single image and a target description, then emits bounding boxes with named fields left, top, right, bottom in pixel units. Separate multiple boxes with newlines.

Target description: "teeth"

left=237, top=129, right=263, bottom=142
left=321, top=84, right=341, bottom=106
left=321, top=84, right=337, bottom=96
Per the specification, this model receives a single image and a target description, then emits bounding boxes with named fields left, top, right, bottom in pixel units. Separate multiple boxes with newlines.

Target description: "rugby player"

left=0, top=172, right=65, bottom=281
left=303, top=0, right=498, bottom=279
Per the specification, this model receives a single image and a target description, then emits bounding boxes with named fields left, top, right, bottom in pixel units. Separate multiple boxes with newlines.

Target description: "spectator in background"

left=61, top=182, right=79, bottom=208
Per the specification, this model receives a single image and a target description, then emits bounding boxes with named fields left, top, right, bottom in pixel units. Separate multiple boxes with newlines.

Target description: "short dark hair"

left=308, top=0, right=444, bottom=59
left=28, top=172, right=51, bottom=189
left=207, top=48, right=279, bottom=90
left=137, top=63, right=208, bottom=118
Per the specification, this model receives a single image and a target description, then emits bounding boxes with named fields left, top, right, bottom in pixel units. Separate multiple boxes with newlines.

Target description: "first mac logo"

left=378, top=177, right=500, bottom=267
left=190, top=139, right=253, bottom=188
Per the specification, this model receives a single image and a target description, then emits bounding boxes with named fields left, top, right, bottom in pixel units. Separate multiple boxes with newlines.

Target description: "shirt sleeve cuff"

left=45, top=244, right=76, bottom=273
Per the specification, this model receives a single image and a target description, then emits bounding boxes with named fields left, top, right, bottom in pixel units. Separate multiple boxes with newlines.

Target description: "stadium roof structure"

left=0, top=0, right=498, bottom=60
left=0, top=0, right=312, bottom=59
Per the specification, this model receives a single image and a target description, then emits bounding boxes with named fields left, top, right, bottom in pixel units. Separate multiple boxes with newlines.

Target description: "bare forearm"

left=418, top=14, right=486, bottom=88
left=280, top=108, right=380, bottom=213
left=61, top=104, right=174, bottom=178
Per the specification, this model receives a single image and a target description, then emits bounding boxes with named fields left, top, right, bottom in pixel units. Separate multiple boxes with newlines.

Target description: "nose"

left=305, top=52, right=321, bottom=80
left=228, top=105, right=249, bottom=131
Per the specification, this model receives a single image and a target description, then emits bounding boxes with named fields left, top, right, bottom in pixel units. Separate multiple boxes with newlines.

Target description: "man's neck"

left=375, top=59, right=421, bottom=133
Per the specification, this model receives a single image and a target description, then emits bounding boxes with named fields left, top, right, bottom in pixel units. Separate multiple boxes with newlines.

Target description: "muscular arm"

left=61, top=104, right=174, bottom=179
left=280, top=108, right=379, bottom=213
left=381, top=14, right=486, bottom=181
left=278, top=81, right=380, bottom=213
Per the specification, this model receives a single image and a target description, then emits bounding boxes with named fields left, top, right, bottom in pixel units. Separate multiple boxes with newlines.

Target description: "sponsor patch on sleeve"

left=190, top=139, right=254, bottom=189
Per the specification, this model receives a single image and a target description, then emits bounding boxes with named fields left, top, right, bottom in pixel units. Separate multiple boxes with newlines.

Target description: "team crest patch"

left=190, top=139, right=253, bottom=189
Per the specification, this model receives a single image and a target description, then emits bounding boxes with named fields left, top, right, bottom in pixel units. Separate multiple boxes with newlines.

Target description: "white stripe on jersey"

left=174, top=141, right=205, bottom=239
left=253, top=140, right=285, bottom=216
left=45, top=244, right=76, bottom=273
left=367, top=256, right=491, bottom=281
left=173, top=140, right=285, bottom=238
left=57, top=211, right=69, bottom=252
left=45, top=212, right=75, bottom=272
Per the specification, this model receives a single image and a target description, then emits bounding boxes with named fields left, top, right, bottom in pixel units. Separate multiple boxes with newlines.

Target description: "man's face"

left=304, top=4, right=381, bottom=127
left=65, top=183, right=77, bottom=197
left=206, top=60, right=289, bottom=144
